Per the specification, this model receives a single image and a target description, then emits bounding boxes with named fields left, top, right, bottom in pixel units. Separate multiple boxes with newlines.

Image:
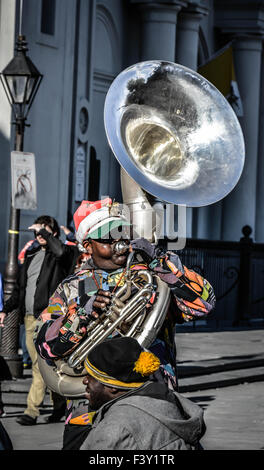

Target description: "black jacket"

left=2, top=228, right=79, bottom=320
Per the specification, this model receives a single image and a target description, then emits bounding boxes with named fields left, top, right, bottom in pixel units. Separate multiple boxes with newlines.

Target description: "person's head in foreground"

left=83, top=336, right=160, bottom=410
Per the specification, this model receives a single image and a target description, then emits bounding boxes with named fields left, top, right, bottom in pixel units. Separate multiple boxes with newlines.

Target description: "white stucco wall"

left=0, top=0, right=17, bottom=271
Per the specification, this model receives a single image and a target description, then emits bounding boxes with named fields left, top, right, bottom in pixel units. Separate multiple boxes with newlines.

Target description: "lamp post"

left=0, top=35, right=42, bottom=377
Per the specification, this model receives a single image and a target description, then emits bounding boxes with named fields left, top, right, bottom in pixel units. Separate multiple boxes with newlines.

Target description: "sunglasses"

left=34, top=228, right=53, bottom=238
left=95, top=239, right=130, bottom=245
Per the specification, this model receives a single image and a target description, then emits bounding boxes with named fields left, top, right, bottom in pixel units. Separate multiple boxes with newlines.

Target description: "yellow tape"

left=8, top=230, right=19, bottom=235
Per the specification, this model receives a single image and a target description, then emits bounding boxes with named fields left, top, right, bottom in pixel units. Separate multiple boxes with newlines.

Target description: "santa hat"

left=73, top=198, right=131, bottom=244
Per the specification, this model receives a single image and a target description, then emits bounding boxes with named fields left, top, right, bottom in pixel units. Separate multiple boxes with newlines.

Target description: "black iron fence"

left=166, top=226, right=264, bottom=328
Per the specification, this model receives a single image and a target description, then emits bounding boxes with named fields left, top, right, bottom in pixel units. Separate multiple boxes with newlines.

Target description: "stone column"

left=221, top=36, right=262, bottom=241
left=214, top=1, right=264, bottom=241
left=175, top=2, right=208, bottom=237
left=131, top=1, right=187, bottom=61
left=176, top=4, right=208, bottom=69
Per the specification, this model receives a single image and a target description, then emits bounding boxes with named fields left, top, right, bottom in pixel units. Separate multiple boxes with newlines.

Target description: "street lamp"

left=0, top=35, right=43, bottom=153
left=0, top=35, right=43, bottom=377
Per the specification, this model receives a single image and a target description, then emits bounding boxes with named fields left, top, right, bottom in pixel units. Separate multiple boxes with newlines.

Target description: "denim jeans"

left=19, top=323, right=31, bottom=365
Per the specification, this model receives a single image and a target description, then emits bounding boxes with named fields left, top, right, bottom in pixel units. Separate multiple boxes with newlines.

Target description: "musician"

left=80, top=336, right=206, bottom=450
left=34, top=198, right=215, bottom=449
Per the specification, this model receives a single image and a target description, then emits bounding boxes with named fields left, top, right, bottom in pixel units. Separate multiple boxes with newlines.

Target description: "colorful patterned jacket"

left=34, top=249, right=215, bottom=426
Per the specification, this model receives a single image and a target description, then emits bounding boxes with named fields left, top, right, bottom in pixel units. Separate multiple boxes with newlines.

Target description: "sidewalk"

left=176, top=324, right=264, bottom=392
left=1, top=325, right=264, bottom=450
left=177, top=325, right=264, bottom=450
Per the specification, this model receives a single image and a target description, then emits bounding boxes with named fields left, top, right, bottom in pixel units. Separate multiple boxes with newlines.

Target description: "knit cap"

left=84, top=337, right=161, bottom=390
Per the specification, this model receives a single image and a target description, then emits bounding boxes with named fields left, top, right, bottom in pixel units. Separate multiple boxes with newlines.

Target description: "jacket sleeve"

left=37, top=228, right=67, bottom=258
left=38, top=228, right=79, bottom=275
left=1, top=266, right=23, bottom=314
left=34, top=281, right=94, bottom=361
left=80, top=423, right=139, bottom=450
left=151, top=251, right=216, bottom=322
left=34, top=284, right=67, bottom=360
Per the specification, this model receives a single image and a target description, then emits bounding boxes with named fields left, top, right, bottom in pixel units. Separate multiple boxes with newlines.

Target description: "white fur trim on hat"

left=76, top=207, right=130, bottom=244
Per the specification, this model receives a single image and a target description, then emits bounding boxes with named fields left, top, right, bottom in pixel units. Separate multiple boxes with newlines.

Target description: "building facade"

left=0, top=0, right=264, bottom=272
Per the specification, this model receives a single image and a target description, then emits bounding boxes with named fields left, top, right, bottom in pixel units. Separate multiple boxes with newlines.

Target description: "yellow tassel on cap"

left=133, top=351, right=160, bottom=377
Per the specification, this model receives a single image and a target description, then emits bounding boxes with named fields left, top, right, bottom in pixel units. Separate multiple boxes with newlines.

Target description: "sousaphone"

left=104, top=60, right=245, bottom=240
left=37, top=61, right=245, bottom=397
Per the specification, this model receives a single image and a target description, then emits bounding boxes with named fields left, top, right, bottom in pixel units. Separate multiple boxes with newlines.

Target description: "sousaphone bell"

left=104, top=60, right=245, bottom=213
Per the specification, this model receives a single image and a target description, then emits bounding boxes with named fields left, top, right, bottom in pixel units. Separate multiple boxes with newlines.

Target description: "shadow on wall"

left=0, top=130, right=12, bottom=275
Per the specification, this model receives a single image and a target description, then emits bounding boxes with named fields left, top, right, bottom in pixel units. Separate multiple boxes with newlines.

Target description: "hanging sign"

left=75, top=145, right=86, bottom=202
left=11, top=151, right=37, bottom=210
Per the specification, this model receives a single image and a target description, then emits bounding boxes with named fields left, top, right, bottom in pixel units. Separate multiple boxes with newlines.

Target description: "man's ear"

left=103, top=385, right=119, bottom=397
left=83, top=240, right=92, bottom=254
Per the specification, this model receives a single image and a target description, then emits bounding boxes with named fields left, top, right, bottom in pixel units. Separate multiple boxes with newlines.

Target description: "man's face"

left=35, top=225, right=54, bottom=246
left=83, top=238, right=130, bottom=270
left=83, top=374, right=113, bottom=410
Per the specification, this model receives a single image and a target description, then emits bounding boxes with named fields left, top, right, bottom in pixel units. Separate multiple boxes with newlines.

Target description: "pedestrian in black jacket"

left=0, top=215, right=79, bottom=425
